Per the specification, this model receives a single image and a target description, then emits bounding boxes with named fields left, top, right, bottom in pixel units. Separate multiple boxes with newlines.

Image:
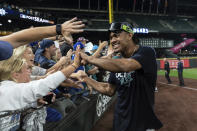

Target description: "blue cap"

left=73, top=42, right=85, bottom=51
left=40, top=39, right=55, bottom=50
left=91, top=45, right=98, bottom=51
left=0, top=41, right=13, bottom=61
left=36, top=39, right=55, bottom=54
left=29, top=41, right=39, bottom=47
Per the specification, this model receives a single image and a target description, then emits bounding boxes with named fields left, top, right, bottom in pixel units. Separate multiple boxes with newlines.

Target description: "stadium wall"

left=157, top=57, right=197, bottom=70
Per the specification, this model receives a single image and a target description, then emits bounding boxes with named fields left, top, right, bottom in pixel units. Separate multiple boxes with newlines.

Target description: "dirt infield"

left=92, top=76, right=197, bottom=131
left=155, top=76, right=197, bottom=131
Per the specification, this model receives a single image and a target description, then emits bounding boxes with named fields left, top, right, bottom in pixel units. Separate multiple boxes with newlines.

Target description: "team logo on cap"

left=121, top=24, right=134, bottom=34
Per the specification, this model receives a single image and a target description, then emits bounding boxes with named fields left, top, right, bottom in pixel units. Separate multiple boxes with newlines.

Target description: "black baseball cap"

left=109, top=22, right=134, bottom=34
left=109, top=22, right=140, bottom=45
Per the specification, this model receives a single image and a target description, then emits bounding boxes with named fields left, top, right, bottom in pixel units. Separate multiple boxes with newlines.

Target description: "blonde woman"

left=14, top=45, right=83, bottom=91
left=9, top=46, right=83, bottom=118
left=14, top=45, right=70, bottom=80
left=0, top=46, right=81, bottom=112
left=12, top=46, right=73, bottom=126
left=0, top=53, right=80, bottom=130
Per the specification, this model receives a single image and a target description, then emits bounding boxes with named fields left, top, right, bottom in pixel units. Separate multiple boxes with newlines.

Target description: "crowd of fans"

left=0, top=17, right=115, bottom=130
left=0, top=2, right=52, bottom=20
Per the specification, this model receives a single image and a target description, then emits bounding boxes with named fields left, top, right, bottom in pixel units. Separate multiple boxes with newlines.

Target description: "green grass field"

left=157, top=68, right=197, bottom=80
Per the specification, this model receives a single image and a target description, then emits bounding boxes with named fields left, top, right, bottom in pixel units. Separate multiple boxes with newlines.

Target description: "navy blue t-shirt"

left=39, top=55, right=56, bottom=69
left=108, top=46, right=162, bottom=131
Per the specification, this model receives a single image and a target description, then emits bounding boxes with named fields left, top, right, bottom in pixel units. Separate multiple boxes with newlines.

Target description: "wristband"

left=56, top=24, right=62, bottom=35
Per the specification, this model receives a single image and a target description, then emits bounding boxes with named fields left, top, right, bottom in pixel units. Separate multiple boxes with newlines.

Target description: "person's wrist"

left=83, top=76, right=88, bottom=82
left=58, top=59, right=65, bottom=66
left=100, top=45, right=105, bottom=48
left=61, top=57, right=67, bottom=63
left=87, top=56, right=93, bottom=63
left=71, top=63, right=79, bottom=69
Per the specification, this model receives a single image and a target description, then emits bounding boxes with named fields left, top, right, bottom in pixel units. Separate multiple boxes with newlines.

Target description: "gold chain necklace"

left=130, top=45, right=138, bottom=56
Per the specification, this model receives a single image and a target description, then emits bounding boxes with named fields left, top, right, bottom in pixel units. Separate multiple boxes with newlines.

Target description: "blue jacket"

left=177, top=61, right=183, bottom=72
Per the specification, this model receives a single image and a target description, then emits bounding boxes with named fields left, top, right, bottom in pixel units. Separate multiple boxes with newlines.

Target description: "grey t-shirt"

left=31, top=66, right=47, bottom=80
left=32, top=66, right=47, bottom=76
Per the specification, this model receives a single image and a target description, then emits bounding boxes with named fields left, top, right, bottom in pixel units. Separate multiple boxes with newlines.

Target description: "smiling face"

left=110, top=31, right=133, bottom=53
left=14, top=62, right=31, bottom=83
left=9, top=60, right=32, bottom=83
left=23, top=47, right=34, bottom=67
left=48, top=44, right=57, bottom=56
